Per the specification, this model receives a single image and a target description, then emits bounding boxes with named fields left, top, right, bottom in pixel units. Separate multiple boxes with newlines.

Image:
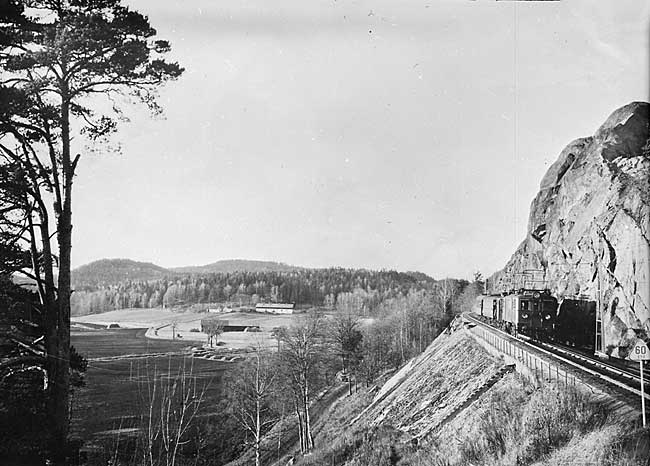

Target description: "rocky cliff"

left=489, top=102, right=650, bottom=358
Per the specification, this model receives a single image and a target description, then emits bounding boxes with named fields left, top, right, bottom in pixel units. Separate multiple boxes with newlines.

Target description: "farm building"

left=255, top=303, right=295, bottom=314
left=200, top=318, right=259, bottom=332
left=200, top=318, right=229, bottom=332
left=207, top=306, right=233, bottom=313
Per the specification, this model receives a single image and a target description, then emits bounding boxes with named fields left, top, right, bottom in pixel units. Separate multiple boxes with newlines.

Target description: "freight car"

left=476, top=290, right=557, bottom=339
left=554, top=298, right=596, bottom=350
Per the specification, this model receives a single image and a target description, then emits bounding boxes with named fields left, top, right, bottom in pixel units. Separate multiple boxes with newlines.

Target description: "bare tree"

left=435, top=278, right=460, bottom=315
left=277, top=312, right=327, bottom=453
left=227, top=345, right=278, bottom=466
left=330, top=311, right=363, bottom=395
left=202, top=320, right=225, bottom=348
left=138, top=358, right=206, bottom=466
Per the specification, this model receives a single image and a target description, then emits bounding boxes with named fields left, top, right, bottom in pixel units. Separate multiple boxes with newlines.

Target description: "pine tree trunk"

left=49, top=92, right=73, bottom=463
left=34, top=202, right=64, bottom=462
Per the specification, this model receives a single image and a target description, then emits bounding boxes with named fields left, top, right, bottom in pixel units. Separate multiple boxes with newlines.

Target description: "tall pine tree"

left=0, top=1, right=182, bottom=461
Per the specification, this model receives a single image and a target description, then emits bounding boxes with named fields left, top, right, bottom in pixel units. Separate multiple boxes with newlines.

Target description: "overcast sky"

left=71, top=0, right=649, bottom=279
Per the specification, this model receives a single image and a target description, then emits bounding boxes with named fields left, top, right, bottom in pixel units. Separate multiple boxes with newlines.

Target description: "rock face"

left=489, top=102, right=650, bottom=357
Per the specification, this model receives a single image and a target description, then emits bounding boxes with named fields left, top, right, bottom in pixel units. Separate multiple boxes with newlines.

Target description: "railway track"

left=464, top=313, right=649, bottom=402
left=527, top=339, right=643, bottom=392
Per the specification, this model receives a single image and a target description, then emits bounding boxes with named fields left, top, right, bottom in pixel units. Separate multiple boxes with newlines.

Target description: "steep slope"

left=71, top=259, right=169, bottom=288
left=283, top=323, right=647, bottom=466
left=489, top=102, right=650, bottom=357
left=355, top=324, right=502, bottom=438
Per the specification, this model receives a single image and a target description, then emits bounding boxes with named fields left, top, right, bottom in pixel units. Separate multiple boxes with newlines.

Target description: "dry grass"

left=290, top=370, right=649, bottom=466
left=409, top=374, right=647, bottom=466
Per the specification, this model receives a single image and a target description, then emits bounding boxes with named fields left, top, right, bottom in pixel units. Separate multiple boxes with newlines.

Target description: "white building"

left=255, top=303, right=295, bottom=314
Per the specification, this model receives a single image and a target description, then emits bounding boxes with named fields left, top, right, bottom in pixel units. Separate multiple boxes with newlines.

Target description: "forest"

left=70, top=267, right=438, bottom=316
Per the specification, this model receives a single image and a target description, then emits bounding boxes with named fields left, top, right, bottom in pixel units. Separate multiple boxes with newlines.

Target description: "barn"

left=255, top=303, right=295, bottom=314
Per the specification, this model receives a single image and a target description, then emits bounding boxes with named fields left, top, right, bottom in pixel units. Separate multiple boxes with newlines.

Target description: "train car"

left=554, top=299, right=596, bottom=350
left=511, top=290, right=557, bottom=339
left=477, top=290, right=558, bottom=338
left=477, top=295, right=500, bottom=320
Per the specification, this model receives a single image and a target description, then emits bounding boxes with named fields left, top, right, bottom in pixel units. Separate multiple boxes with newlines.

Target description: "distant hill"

left=71, top=258, right=303, bottom=288
left=72, top=258, right=170, bottom=288
left=170, top=259, right=302, bottom=274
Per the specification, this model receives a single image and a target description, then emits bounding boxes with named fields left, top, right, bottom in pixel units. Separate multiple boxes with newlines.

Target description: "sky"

left=71, top=0, right=649, bottom=279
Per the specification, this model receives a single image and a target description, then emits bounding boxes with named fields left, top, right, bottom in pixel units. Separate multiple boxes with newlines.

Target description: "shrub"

left=601, top=427, right=650, bottom=466
left=521, top=385, right=608, bottom=461
left=455, top=380, right=609, bottom=466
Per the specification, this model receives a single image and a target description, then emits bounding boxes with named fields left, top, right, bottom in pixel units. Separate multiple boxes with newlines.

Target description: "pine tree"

left=0, top=1, right=182, bottom=461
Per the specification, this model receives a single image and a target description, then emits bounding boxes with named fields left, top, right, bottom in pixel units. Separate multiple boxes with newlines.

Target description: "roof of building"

left=255, top=303, right=295, bottom=309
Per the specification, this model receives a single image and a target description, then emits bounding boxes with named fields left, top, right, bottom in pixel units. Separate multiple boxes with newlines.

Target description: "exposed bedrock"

left=489, top=102, right=650, bottom=357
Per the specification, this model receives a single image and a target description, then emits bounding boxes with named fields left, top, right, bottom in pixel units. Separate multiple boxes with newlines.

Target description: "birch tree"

left=330, top=310, right=363, bottom=395
left=277, top=313, right=327, bottom=454
left=228, top=345, right=278, bottom=466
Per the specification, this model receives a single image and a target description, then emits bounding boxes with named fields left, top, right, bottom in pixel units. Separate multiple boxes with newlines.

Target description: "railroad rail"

left=527, top=339, right=642, bottom=393
left=463, top=313, right=649, bottom=406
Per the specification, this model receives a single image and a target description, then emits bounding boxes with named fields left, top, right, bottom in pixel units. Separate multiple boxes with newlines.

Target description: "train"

left=474, top=290, right=596, bottom=351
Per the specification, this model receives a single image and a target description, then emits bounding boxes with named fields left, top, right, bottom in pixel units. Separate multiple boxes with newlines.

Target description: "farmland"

left=69, top=308, right=313, bottom=447
left=70, top=328, right=229, bottom=446
left=72, top=307, right=302, bottom=349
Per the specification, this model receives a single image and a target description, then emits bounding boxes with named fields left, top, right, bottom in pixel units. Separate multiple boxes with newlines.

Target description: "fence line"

left=470, top=324, right=586, bottom=391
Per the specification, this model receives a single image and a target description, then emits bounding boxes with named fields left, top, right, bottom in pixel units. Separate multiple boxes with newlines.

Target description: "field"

left=70, top=308, right=335, bottom=450
left=72, top=308, right=304, bottom=349
left=70, top=328, right=229, bottom=447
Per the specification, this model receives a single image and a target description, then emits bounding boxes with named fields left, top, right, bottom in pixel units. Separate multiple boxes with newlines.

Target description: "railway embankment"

left=464, top=314, right=643, bottom=420
left=281, top=317, right=649, bottom=466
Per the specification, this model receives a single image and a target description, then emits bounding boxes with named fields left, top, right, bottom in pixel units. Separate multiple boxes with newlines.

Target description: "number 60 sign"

left=628, top=339, right=649, bottom=427
left=629, top=339, right=650, bottom=361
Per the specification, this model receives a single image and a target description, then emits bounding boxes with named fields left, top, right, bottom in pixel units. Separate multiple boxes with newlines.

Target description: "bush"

left=0, top=371, right=47, bottom=458
left=601, top=427, right=650, bottom=466
left=521, top=386, right=608, bottom=461
left=454, top=381, right=609, bottom=466
left=296, top=426, right=405, bottom=466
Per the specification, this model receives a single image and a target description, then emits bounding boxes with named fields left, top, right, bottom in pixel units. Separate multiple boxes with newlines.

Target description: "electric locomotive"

left=477, top=290, right=558, bottom=339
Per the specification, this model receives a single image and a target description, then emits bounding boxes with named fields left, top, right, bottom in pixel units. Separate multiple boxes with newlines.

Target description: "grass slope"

left=278, top=326, right=650, bottom=466
left=70, top=328, right=228, bottom=445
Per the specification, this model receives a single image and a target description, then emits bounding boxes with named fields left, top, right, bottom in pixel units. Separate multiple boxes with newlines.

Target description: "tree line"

left=70, top=268, right=435, bottom=316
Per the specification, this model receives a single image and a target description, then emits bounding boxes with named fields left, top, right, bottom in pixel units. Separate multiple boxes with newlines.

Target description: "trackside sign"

left=629, top=339, right=649, bottom=427
left=629, top=339, right=650, bottom=361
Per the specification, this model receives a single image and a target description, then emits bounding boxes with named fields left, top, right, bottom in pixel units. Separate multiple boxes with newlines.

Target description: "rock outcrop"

left=489, top=102, right=650, bottom=357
